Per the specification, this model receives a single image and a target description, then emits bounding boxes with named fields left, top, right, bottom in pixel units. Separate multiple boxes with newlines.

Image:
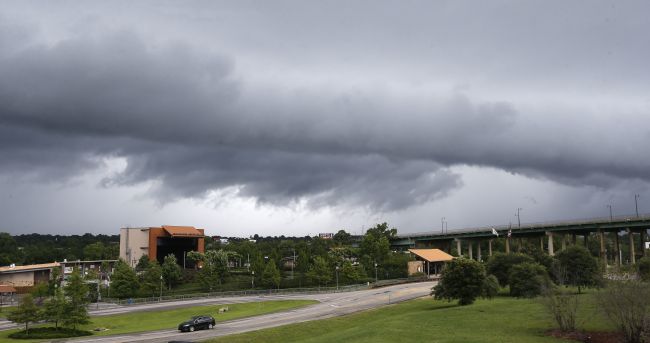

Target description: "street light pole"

left=441, top=217, right=445, bottom=234
left=607, top=204, right=613, bottom=222
left=251, top=271, right=255, bottom=289
left=374, top=263, right=378, bottom=283
left=635, top=194, right=640, bottom=218
left=335, top=265, right=339, bottom=291
left=159, top=275, right=163, bottom=301
left=515, top=208, right=522, bottom=228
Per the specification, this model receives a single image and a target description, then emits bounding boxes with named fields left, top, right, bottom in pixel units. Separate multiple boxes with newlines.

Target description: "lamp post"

left=515, top=208, right=522, bottom=228
left=607, top=204, right=613, bottom=222
left=251, top=271, right=255, bottom=289
left=96, top=280, right=101, bottom=310
left=159, top=275, right=163, bottom=301
left=635, top=194, right=640, bottom=218
left=335, top=265, right=339, bottom=291
left=374, top=263, right=378, bottom=283
left=441, top=217, right=445, bottom=234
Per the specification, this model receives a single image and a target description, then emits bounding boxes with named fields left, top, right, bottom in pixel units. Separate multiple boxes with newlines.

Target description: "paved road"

left=61, top=281, right=434, bottom=343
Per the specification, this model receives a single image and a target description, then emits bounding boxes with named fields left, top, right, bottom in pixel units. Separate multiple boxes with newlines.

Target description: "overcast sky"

left=1, top=1, right=649, bottom=237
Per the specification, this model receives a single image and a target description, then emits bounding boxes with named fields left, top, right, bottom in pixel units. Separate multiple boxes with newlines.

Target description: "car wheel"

left=209, top=323, right=214, bottom=329
left=189, top=326, right=195, bottom=332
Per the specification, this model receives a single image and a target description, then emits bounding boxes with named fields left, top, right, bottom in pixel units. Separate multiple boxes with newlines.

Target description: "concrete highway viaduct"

left=391, top=214, right=650, bottom=266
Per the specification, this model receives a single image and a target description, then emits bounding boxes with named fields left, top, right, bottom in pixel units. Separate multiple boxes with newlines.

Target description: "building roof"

left=408, top=249, right=454, bottom=262
left=0, top=285, right=16, bottom=293
left=162, top=225, right=204, bottom=238
left=0, top=262, right=59, bottom=274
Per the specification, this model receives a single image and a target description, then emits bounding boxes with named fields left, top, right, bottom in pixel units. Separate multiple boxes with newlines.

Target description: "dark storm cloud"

left=1, top=1, right=650, bottom=213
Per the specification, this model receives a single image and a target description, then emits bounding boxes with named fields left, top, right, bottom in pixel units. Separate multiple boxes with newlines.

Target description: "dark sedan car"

left=177, top=315, right=216, bottom=332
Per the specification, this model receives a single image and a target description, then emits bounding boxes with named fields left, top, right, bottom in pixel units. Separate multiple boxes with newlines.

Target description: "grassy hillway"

left=207, top=292, right=613, bottom=343
left=0, top=299, right=318, bottom=343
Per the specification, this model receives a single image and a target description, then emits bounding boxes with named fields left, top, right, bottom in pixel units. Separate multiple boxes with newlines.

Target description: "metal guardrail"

left=102, top=284, right=370, bottom=306
left=396, top=213, right=650, bottom=239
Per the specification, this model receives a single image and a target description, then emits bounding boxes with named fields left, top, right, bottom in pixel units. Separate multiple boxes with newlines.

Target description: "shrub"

left=486, top=253, right=534, bottom=286
left=433, top=258, right=486, bottom=306
left=599, top=281, right=650, bottom=343
left=555, top=246, right=601, bottom=293
left=483, top=274, right=500, bottom=299
left=637, top=257, right=650, bottom=282
left=509, top=262, right=551, bottom=298
left=8, top=327, right=92, bottom=339
left=541, top=288, right=579, bottom=332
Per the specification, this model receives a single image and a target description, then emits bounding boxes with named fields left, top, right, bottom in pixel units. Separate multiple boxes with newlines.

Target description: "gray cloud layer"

left=1, top=1, right=649, bottom=214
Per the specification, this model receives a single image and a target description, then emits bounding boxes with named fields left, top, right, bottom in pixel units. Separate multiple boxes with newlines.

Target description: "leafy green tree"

left=341, top=261, right=361, bottom=284
left=43, top=287, right=66, bottom=329
left=262, top=261, right=281, bottom=289
left=307, top=256, right=332, bottom=286
left=83, top=242, right=105, bottom=260
left=486, top=252, right=534, bottom=286
left=63, top=268, right=90, bottom=329
left=360, top=223, right=395, bottom=266
left=110, top=260, right=140, bottom=298
left=140, top=260, right=162, bottom=297
left=333, top=230, right=352, bottom=246
left=30, top=282, right=49, bottom=303
left=433, top=258, right=486, bottom=306
left=509, top=262, right=551, bottom=298
left=0, top=232, right=22, bottom=266
left=7, top=294, right=41, bottom=334
left=555, top=245, right=601, bottom=293
left=135, top=255, right=150, bottom=272
left=198, top=250, right=230, bottom=291
left=186, top=251, right=204, bottom=270
left=161, top=254, right=182, bottom=290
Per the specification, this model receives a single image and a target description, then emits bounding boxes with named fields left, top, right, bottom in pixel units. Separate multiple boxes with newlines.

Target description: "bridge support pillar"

left=547, top=232, right=554, bottom=256
left=628, top=229, right=636, bottom=264
left=641, top=230, right=647, bottom=257
left=505, top=237, right=510, bottom=254
left=488, top=239, right=493, bottom=257
left=572, top=233, right=577, bottom=245
left=468, top=241, right=473, bottom=260
left=598, top=230, right=606, bottom=266
left=540, top=236, right=544, bottom=251
left=583, top=234, right=589, bottom=247
left=562, top=234, right=567, bottom=251
left=477, top=242, right=482, bottom=261
left=456, top=240, right=462, bottom=257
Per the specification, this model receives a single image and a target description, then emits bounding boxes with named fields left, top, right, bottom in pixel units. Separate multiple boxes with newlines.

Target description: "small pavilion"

left=408, top=249, right=454, bottom=277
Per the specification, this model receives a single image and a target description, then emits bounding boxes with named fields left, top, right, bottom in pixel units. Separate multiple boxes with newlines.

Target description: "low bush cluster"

left=8, top=327, right=92, bottom=339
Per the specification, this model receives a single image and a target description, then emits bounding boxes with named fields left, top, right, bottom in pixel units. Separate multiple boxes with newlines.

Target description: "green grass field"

left=0, top=299, right=318, bottom=343
left=207, top=292, right=614, bottom=343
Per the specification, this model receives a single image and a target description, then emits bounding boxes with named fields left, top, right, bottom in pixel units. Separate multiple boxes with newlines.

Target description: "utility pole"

left=292, top=249, right=296, bottom=280
left=441, top=217, right=445, bottom=234
left=515, top=208, right=522, bottom=228
left=635, top=194, right=640, bottom=218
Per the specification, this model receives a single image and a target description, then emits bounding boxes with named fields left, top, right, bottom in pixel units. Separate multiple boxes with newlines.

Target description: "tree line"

left=0, top=232, right=119, bottom=266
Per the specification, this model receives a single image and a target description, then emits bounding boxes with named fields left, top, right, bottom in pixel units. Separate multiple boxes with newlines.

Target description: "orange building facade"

left=120, top=225, right=205, bottom=267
